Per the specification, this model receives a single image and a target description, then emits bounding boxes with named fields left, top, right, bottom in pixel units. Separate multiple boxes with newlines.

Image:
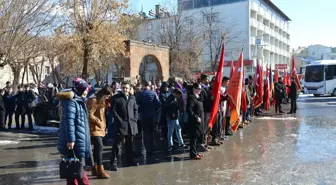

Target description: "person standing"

left=165, top=88, right=185, bottom=152
left=286, top=77, right=298, bottom=114
left=57, top=77, right=92, bottom=185
left=24, top=84, right=36, bottom=129
left=14, top=85, right=26, bottom=129
left=159, top=82, right=170, bottom=144
left=274, top=77, right=285, bottom=114
left=187, top=83, right=204, bottom=160
left=136, top=80, right=161, bottom=156
left=111, top=82, right=139, bottom=171
left=87, top=87, right=111, bottom=179
left=3, top=88, right=15, bottom=129
left=199, top=74, right=213, bottom=151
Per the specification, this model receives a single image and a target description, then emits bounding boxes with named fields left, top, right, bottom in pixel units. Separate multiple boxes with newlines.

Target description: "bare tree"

left=56, top=0, right=132, bottom=80
left=156, top=4, right=205, bottom=78
left=201, top=6, right=242, bottom=70
left=0, top=0, right=56, bottom=88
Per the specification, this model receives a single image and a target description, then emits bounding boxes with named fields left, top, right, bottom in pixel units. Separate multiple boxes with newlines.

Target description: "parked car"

left=33, top=96, right=60, bottom=127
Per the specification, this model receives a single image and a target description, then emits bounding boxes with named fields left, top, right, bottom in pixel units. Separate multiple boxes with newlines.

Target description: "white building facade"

left=138, top=0, right=291, bottom=76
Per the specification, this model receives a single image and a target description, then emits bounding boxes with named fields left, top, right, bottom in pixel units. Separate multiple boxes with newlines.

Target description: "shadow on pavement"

left=0, top=170, right=61, bottom=185
left=4, top=143, right=56, bottom=150
left=0, top=159, right=60, bottom=169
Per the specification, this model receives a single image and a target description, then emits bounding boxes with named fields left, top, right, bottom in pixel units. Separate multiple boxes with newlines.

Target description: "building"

left=138, top=0, right=291, bottom=77
left=294, top=45, right=336, bottom=73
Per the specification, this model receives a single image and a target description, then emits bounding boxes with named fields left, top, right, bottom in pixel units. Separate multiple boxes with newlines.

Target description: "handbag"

left=59, top=149, right=83, bottom=179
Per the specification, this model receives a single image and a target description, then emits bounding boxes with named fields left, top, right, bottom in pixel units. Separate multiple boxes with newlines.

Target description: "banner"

left=208, top=44, right=225, bottom=129
left=228, top=51, right=244, bottom=132
left=253, top=60, right=263, bottom=108
left=291, top=56, right=302, bottom=92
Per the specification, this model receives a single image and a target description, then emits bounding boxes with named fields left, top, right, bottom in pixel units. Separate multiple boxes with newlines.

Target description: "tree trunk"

left=12, top=67, right=22, bottom=91
left=82, top=38, right=91, bottom=81
left=21, top=65, right=26, bottom=85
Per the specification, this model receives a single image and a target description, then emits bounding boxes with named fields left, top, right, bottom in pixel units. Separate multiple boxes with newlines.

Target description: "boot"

left=97, top=165, right=110, bottom=179
left=91, top=165, right=97, bottom=176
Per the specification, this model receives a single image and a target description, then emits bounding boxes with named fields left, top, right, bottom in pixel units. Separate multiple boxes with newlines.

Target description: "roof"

left=262, top=0, right=291, bottom=21
left=309, top=60, right=336, bottom=66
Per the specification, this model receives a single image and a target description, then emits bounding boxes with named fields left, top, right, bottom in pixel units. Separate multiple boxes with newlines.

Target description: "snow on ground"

left=255, top=117, right=297, bottom=120
left=0, top=140, right=19, bottom=146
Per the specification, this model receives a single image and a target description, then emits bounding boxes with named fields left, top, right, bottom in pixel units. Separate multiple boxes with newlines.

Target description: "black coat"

left=2, top=92, right=15, bottom=112
left=165, top=94, right=179, bottom=120
left=159, top=92, right=170, bottom=125
left=200, top=86, right=213, bottom=113
left=112, top=93, right=138, bottom=136
left=0, top=95, right=5, bottom=112
left=287, top=81, right=298, bottom=99
left=187, top=94, right=205, bottom=136
left=275, top=82, right=285, bottom=99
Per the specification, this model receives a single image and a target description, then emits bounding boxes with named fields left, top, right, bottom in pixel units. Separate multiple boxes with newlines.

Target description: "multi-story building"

left=138, top=0, right=291, bottom=76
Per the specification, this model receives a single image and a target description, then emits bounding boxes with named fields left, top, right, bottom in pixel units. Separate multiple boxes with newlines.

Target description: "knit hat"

left=73, top=77, right=89, bottom=96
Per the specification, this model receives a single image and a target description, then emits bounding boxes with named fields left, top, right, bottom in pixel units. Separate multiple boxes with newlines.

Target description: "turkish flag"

left=253, top=60, right=264, bottom=108
left=292, top=56, right=302, bottom=92
left=228, top=51, right=244, bottom=132
left=264, top=66, right=271, bottom=110
left=208, top=44, right=225, bottom=129
left=241, top=67, right=247, bottom=112
left=230, top=60, right=235, bottom=79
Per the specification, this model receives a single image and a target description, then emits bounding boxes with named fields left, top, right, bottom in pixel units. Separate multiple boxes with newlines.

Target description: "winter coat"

left=56, top=90, right=92, bottom=162
left=112, top=93, right=138, bottom=136
left=136, top=89, right=161, bottom=119
left=0, top=95, right=5, bottom=112
left=200, top=86, right=213, bottom=113
left=87, top=96, right=107, bottom=137
left=159, top=91, right=170, bottom=125
left=3, top=92, right=16, bottom=112
left=14, top=92, right=27, bottom=113
left=187, top=94, right=205, bottom=136
left=287, top=81, right=298, bottom=99
left=165, top=94, right=179, bottom=120
left=25, top=90, right=37, bottom=108
left=275, top=82, right=285, bottom=99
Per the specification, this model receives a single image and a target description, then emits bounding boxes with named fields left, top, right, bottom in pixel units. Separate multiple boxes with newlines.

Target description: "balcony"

left=258, top=22, right=264, bottom=30
left=258, top=7, right=264, bottom=17
left=264, top=11, right=271, bottom=21
left=250, top=18, right=258, bottom=28
left=264, top=26, right=271, bottom=34
left=250, top=1, right=259, bottom=12
left=250, top=37, right=256, bottom=45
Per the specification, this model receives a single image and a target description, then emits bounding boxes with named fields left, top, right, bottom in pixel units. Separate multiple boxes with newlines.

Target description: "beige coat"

left=87, top=96, right=107, bottom=137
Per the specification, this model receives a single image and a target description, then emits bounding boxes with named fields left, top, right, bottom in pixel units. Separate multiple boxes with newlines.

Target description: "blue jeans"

left=246, top=107, right=252, bottom=121
left=167, top=119, right=184, bottom=148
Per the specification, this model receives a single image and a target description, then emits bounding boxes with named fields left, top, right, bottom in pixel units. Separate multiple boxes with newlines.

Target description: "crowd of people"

left=0, top=72, right=298, bottom=185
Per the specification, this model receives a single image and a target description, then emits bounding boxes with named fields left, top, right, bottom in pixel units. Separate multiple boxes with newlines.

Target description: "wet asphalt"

left=1, top=95, right=336, bottom=185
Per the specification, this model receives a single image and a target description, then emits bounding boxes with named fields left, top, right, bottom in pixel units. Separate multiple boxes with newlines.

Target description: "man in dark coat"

left=199, top=74, right=213, bottom=151
left=24, top=84, right=36, bottom=129
left=136, top=80, right=161, bottom=156
left=274, top=77, right=285, bottom=114
left=14, top=85, right=26, bottom=129
left=111, top=82, right=139, bottom=171
left=187, top=83, right=204, bottom=160
left=2, top=88, right=15, bottom=129
left=286, top=77, right=298, bottom=114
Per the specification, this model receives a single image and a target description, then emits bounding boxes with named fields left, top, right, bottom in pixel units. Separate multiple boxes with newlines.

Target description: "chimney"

left=155, top=4, right=160, bottom=18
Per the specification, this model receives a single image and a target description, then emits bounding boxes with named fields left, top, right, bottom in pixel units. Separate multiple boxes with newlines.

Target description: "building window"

left=203, top=13, right=219, bottom=23
left=312, top=52, right=315, bottom=55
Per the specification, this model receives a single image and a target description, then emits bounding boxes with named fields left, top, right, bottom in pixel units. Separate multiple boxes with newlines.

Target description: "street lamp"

left=253, top=34, right=269, bottom=74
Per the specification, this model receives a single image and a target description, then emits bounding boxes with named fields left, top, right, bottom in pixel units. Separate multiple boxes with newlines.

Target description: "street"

left=1, top=95, right=336, bottom=185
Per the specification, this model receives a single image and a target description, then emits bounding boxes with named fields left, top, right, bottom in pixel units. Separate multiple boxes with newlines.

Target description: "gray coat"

left=112, top=93, right=138, bottom=136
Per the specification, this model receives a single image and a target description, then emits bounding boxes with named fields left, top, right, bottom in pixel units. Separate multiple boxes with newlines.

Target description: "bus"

left=304, top=60, right=336, bottom=96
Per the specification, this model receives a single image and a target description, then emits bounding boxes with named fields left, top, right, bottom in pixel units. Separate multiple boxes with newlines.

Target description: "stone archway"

left=139, top=55, right=162, bottom=81
left=124, top=40, right=169, bottom=82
